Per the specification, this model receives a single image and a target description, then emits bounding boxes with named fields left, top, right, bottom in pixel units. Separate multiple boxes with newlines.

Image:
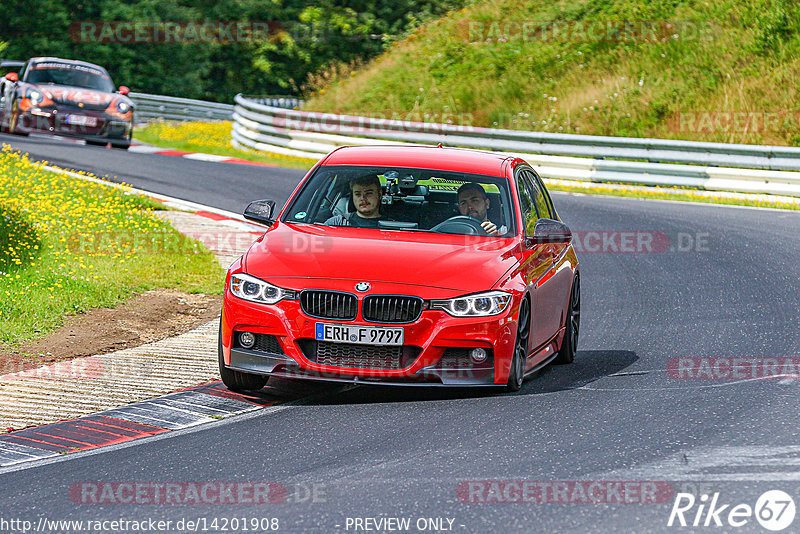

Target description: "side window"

left=529, top=170, right=556, bottom=220
left=524, top=170, right=552, bottom=221
left=516, top=171, right=538, bottom=235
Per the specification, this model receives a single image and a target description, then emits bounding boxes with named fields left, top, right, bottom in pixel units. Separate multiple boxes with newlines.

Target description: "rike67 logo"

left=668, top=490, right=796, bottom=531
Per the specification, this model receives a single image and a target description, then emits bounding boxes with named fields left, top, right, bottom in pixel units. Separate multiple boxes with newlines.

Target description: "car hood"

left=31, top=84, right=120, bottom=107
left=242, top=222, right=521, bottom=294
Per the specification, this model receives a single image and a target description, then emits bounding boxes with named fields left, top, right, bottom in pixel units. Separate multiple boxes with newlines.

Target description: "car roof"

left=28, top=57, right=108, bottom=72
left=321, top=145, right=513, bottom=177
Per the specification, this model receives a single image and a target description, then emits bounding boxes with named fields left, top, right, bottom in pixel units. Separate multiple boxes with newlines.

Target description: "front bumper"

left=228, top=347, right=499, bottom=387
left=222, top=293, right=519, bottom=387
left=17, top=106, right=131, bottom=141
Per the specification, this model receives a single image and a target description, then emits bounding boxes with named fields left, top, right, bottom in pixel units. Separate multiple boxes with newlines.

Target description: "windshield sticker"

left=32, top=63, right=109, bottom=78
left=420, top=177, right=501, bottom=194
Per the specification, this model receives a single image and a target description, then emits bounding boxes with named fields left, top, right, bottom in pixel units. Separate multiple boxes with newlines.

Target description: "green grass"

left=0, top=145, right=225, bottom=348
left=133, top=120, right=317, bottom=170
left=306, top=0, right=800, bottom=147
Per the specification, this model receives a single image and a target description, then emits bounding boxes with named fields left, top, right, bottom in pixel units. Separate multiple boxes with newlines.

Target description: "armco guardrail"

left=243, top=95, right=303, bottom=109
left=232, top=93, right=800, bottom=197
left=130, top=93, right=301, bottom=123
left=130, top=92, right=234, bottom=122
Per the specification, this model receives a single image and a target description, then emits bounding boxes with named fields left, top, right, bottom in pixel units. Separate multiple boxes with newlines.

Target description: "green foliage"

left=748, top=1, right=798, bottom=56
left=0, top=0, right=466, bottom=101
left=308, top=0, right=800, bottom=146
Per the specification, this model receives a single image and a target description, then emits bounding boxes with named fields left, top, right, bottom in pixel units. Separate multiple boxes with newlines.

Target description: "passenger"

left=325, top=174, right=384, bottom=228
left=456, top=182, right=507, bottom=236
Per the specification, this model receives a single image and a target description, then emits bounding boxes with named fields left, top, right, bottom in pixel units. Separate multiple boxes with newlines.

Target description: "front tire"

left=506, top=298, right=530, bottom=392
left=554, top=274, right=580, bottom=365
left=218, top=325, right=268, bottom=392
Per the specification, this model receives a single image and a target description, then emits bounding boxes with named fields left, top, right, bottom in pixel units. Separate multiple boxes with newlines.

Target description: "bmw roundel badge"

left=355, top=282, right=370, bottom=292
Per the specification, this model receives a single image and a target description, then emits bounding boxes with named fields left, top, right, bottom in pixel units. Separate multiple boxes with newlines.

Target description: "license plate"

left=315, top=323, right=404, bottom=346
left=65, top=114, right=97, bottom=126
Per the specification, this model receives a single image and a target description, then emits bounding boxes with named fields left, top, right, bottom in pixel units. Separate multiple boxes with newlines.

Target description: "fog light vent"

left=470, top=348, right=488, bottom=364
left=239, top=332, right=256, bottom=349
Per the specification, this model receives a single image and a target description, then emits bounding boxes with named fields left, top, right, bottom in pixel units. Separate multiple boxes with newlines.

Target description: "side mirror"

left=528, top=218, right=572, bottom=246
left=244, top=199, right=276, bottom=226
left=118, top=86, right=130, bottom=95
left=4, top=72, right=18, bottom=83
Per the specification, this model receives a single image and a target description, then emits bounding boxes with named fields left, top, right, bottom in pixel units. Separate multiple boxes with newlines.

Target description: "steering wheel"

left=430, top=215, right=486, bottom=235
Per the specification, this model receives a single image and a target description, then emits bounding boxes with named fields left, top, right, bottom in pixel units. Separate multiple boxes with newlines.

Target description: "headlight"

left=116, top=100, right=131, bottom=113
left=29, top=90, right=43, bottom=105
left=230, top=273, right=296, bottom=304
left=430, top=290, right=512, bottom=317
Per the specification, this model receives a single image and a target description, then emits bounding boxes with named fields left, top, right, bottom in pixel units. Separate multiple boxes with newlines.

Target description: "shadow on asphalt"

left=287, top=350, right=638, bottom=406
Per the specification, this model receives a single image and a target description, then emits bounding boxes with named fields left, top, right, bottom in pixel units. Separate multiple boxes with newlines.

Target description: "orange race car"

left=0, top=57, right=133, bottom=149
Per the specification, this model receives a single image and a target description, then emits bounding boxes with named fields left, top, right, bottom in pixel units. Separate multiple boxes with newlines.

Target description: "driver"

left=325, top=174, right=384, bottom=228
left=456, top=182, right=507, bottom=236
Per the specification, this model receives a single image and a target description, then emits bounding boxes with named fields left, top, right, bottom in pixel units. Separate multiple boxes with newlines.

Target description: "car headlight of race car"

left=430, top=291, right=512, bottom=317
left=230, top=273, right=297, bottom=304
left=28, top=90, right=44, bottom=105
left=116, top=100, right=131, bottom=113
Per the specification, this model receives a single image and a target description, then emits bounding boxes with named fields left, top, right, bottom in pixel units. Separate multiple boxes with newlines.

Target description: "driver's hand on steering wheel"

left=481, top=220, right=500, bottom=236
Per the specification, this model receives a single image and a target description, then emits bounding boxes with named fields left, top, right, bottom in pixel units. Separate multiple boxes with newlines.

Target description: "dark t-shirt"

left=325, top=213, right=381, bottom=228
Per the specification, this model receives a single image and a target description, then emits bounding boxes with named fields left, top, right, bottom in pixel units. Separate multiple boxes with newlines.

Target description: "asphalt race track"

left=2, top=134, right=800, bottom=533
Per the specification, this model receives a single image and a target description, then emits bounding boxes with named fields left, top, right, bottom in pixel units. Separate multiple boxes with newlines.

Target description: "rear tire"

left=554, top=274, right=580, bottom=365
left=86, top=140, right=107, bottom=147
left=506, top=298, right=530, bottom=392
left=111, top=142, right=130, bottom=150
left=218, top=324, right=268, bottom=392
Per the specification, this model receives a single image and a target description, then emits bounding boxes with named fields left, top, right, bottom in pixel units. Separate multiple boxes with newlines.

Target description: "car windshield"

left=283, top=165, right=517, bottom=236
left=25, top=62, right=114, bottom=92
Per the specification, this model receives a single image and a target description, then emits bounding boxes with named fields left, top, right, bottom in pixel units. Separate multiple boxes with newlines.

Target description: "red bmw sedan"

left=219, top=145, right=580, bottom=392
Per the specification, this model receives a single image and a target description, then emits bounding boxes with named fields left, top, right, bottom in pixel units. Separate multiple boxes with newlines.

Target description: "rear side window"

left=516, top=170, right=538, bottom=235
left=523, top=169, right=552, bottom=220
left=530, top=170, right=557, bottom=220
